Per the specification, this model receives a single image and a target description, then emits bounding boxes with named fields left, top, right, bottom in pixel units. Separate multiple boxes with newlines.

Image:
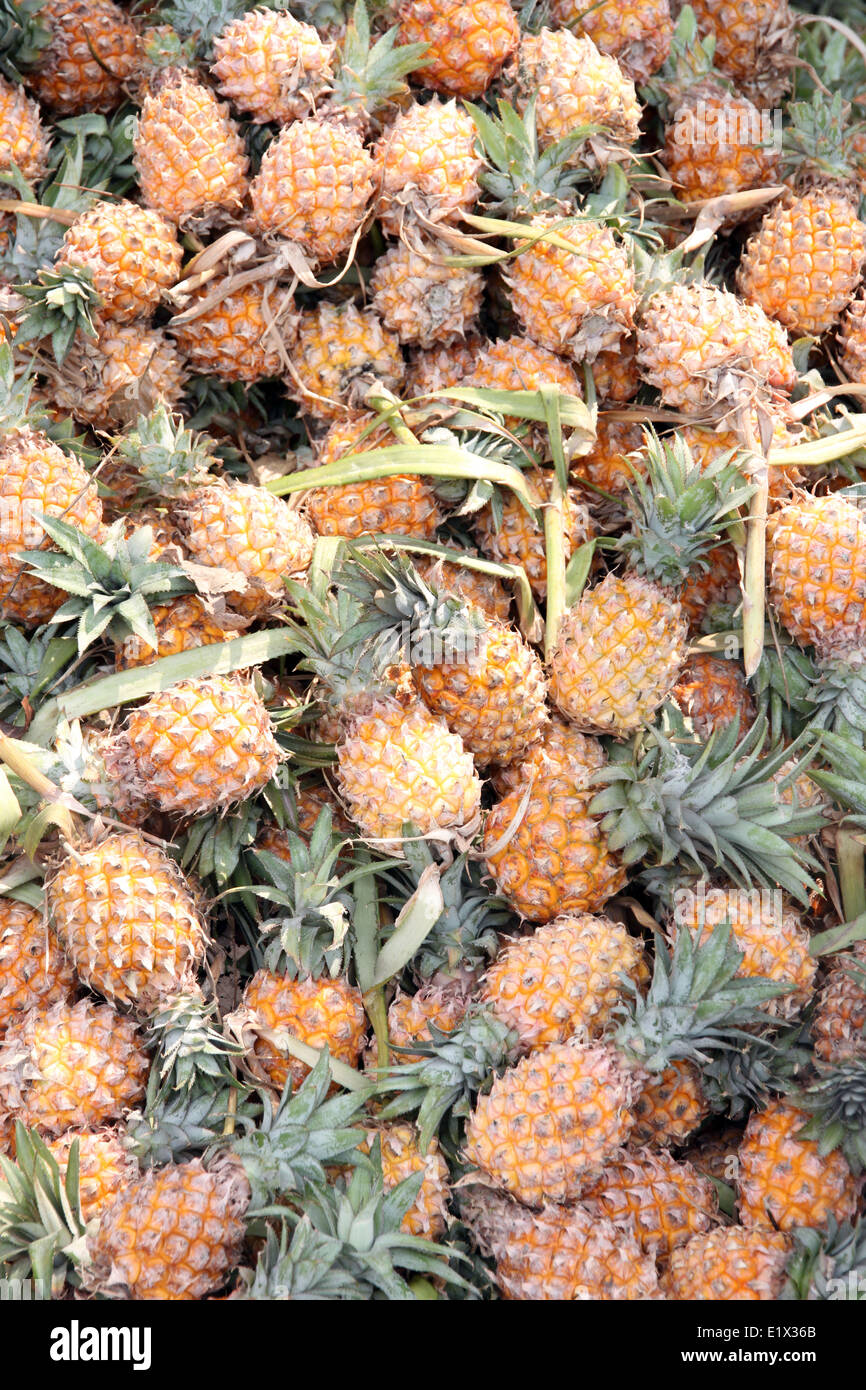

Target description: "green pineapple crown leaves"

left=232, top=1218, right=367, bottom=1300
left=283, top=576, right=385, bottom=715
left=0, top=0, right=50, bottom=80
left=700, top=1016, right=813, bottom=1119
left=701, top=603, right=818, bottom=744
left=326, top=0, right=427, bottom=125
left=617, top=429, right=755, bottom=591
left=589, top=712, right=824, bottom=906
left=0, top=1124, right=89, bottom=1295
left=0, top=134, right=95, bottom=281
left=468, top=97, right=594, bottom=219
left=642, top=3, right=721, bottom=111
left=157, top=0, right=281, bottom=61
left=782, top=1218, right=866, bottom=1301
left=144, top=990, right=245, bottom=1101
left=114, top=403, right=218, bottom=500
left=126, top=1081, right=243, bottom=1168
left=809, top=650, right=866, bottom=748
left=794, top=1059, right=866, bottom=1175
left=809, top=729, right=866, bottom=827
left=19, top=514, right=192, bottom=656
left=782, top=90, right=866, bottom=196
left=12, top=263, right=101, bottom=365
left=0, top=623, right=77, bottom=725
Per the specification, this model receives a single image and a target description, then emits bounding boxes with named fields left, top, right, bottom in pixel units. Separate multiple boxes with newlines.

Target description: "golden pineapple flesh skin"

left=0, top=998, right=148, bottom=1136
left=0, top=898, right=76, bottom=1038
left=766, top=493, right=866, bottom=658
left=506, top=29, right=641, bottom=167
left=50, top=322, right=185, bottom=427
left=405, top=338, right=482, bottom=397
left=336, top=695, right=481, bottom=845
left=210, top=8, right=335, bottom=124
left=365, top=984, right=468, bottom=1070
left=0, top=75, right=51, bottom=183
left=662, top=1225, right=792, bottom=1301
left=838, top=289, right=866, bottom=385
left=550, top=0, right=672, bottom=83
left=413, top=618, right=550, bottom=768
left=569, top=416, right=645, bottom=494
left=309, top=415, right=443, bottom=539
left=169, top=278, right=296, bottom=383
left=630, top=1059, right=711, bottom=1148
left=85, top=1158, right=250, bottom=1300
left=662, top=88, right=781, bottom=206
left=481, top=912, right=648, bottom=1049
left=462, top=1184, right=659, bottom=1300
left=27, top=0, right=139, bottom=114
left=370, top=238, right=483, bottom=348
left=56, top=199, right=182, bottom=323
left=813, top=943, right=866, bottom=1065
left=134, top=69, right=249, bottom=226
left=363, top=1124, right=450, bottom=1239
left=506, top=215, right=636, bottom=362
left=550, top=573, right=687, bottom=734
left=489, top=714, right=606, bottom=798
left=464, top=1042, right=641, bottom=1205
left=474, top=470, right=593, bottom=600
left=737, top=1099, right=861, bottom=1232
left=483, top=770, right=626, bottom=922
left=673, top=653, right=756, bottom=742
left=250, top=117, right=374, bottom=265
left=115, top=593, right=230, bottom=671
left=686, top=0, right=797, bottom=108
left=288, top=302, right=405, bottom=421
left=590, top=339, right=641, bottom=404
left=465, top=334, right=584, bottom=406
left=737, top=191, right=866, bottom=337
left=240, top=967, right=367, bottom=1093
left=48, top=831, right=206, bottom=1013
left=0, top=426, right=103, bottom=626
left=374, top=98, right=481, bottom=237
left=179, top=481, right=314, bottom=616
left=580, top=1147, right=718, bottom=1259
left=47, top=1128, right=139, bottom=1222
left=396, top=0, right=519, bottom=98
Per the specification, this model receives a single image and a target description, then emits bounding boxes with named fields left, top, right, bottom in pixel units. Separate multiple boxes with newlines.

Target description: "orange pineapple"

left=308, top=414, right=442, bottom=541
left=49, top=323, right=185, bottom=426
left=414, top=553, right=512, bottom=624
left=673, top=653, right=756, bottom=741
left=570, top=416, right=645, bottom=494
left=374, top=96, right=481, bottom=236
left=210, top=8, right=335, bottom=124
left=115, top=594, right=231, bottom=671
left=238, top=967, right=367, bottom=1094
left=370, top=237, right=483, bottom=347
left=686, top=0, right=796, bottom=107
left=0, top=898, right=76, bottom=1037
left=766, top=493, right=866, bottom=657
left=367, top=985, right=467, bottom=1070
left=581, top=1147, right=718, bottom=1259
left=737, top=1100, right=861, bottom=1231
left=489, top=714, right=606, bottom=797
left=56, top=200, right=182, bottom=323
left=0, top=75, right=50, bottom=182
left=396, top=0, right=519, bottom=98
left=26, top=0, right=139, bottom=114
left=169, top=278, right=295, bottom=383
left=363, top=1124, right=450, bottom=1239
left=474, top=469, right=593, bottom=599
left=550, top=0, right=672, bottom=83
left=679, top=541, right=742, bottom=631
left=631, top=1060, right=711, bottom=1147
left=287, top=302, right=404, bottom=421
left=46, top=1128, right=139, bottom=1222
left=813, top=944, right=866, bottom=1065
left=685, top=1124, right=745, bottom=1183
left=662, top=1225, right=791, bottom=1300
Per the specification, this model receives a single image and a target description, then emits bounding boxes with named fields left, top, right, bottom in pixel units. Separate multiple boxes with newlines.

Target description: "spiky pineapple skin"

left=48, top=831, right=206, bottom=1012
left=0, top=426, right=103, bottom=626
left=288, top=302, right=404, bottom=420
left=115, top=594, right=229, bottom=670
left=0, top=75, right=50, bottom=182
left=474, top=470, right=593, bottom=600
left=170, top=279, right=296, bottom=383
left=47, top=1128, right=139, bottom=1222
left=56, top=199, right=182, bottom=323
left=839, top=289, right=866, bottom=385
left=241, top=967, right=367, bottom=1093
left=591, top=340, right=641, bottom=404
left=630, top=1060, right=711, bottom=1148
left=0, top=898, right=76, bottom=1037
left=766, top=493, right=866, bottom=658
left=374, top=98, right=481, bottom=236
left=86, top=1158, right=250, bottom=1300
left=673, top=654, right=756, bottom=742
left=464, top=1042, right=641, bottom=1204
left=51, top=323, right=185, bottom=427
left=489, top=715, right=606, bottom=797
left=686, top=0, right=796, bottom=107
left=737, top=1100, right=861, bottom=1232
left=462, top=1184, right=659, bottom=1299
left=550, top=574, right=687, bottom=734
left=363, top=1124, right=450, bottom=1239
left=308, top=413, right=442, bottom=540
left=662, top=1225, right=792, bottom=1300
left=483, top=771, right=626, bottom=922
left=679, top=542, right=742, bottom=632
left=662, top=88, right=780, bottom=204
left=414, top=554, right=512, bottom=623
left=0, top=998, right=148, bottom=1136
left=27, top=0, right=139, bottom=114
left=371, top=238, right=483, bottom=347
left=396, top=0, right=519, bottom=98
left=336, top=696, right=481, bottom=844
left=570, top=416, right=644, bottom=493
left=250, top=117, right=374, bottom=264
left=134, top=70, right=249, bottom=226
left=737, top=192, right=866, bottom=337
left=466, top=334, right=583, bottom=404
left=550, top=0, right=672, bottom=83
left=114, top=676, right=282, bottom=816
left=481, top=913, right=648, bottom=1049
left=366, top=985, right=467, bottom=1070
left=581, top=1148, right=718, bottom=1258
left=210, top=9, right=334, bottom=124
left=405, top=337, right=481, bottom=396
left=813, top=944, right=866, bottom=1065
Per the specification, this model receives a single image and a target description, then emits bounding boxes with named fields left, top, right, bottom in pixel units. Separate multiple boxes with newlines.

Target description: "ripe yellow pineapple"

left=580, top=1147, right=718, bottom=1259
left=489, top=714, right=606, bottom=797
left=308, top=414, right=442, bottom=541
left=396, top=0, right=519, bottom=98
left=0, top=898, right=76, bottom=1037
left=374, top=96, right=481, bottom=235
left=363, top=1124, right=450, bottom=1239
left=169, top=277, right=296, bottom=383
left=570, top=416, right=645, bottom=494
left=366, top=984, right=467, bottom=1070
left=591, top=340, right=641, bottom=404
left=766, top=493, right=866, bottom=657
left=210, top=8, right=335, bottom=124
left=465, top=334, right=583, bottom=405
left=55, top=200, right=183, bottom=323
left=106, top=676, right=282, bottom=817
left=46, top=1128, right=139, bottom=1222
left=679, top=541, right=742, bottom=632
left=737, top=1099, right=861, bottom=1231
left=686, top=0, right=796, bottom=107
left=238, top=967, right=367, bottom=1093
left=474, top=471, right=593, bottom=601
left=662, top=1225, right=792, bottom=1300
left=287, top=302, right=404, bottom=420
left=630, top=1060, right=711, bottom=1148
left=673, top=653, right=756, bottom=741
left=405, top=337, right=482, bottom=397
left=114, top=593, right=231, bottom=671
left=0, top=75, right=50, bottom=183
left=662, top=86, right=781, bottom=205
left=370, top=237, right=483, bottom=347
left=0, top=998, right=148, bottom=1136
left=838, top=289, right=866, bottom=385
left=85, top=1158, right=250, bottom=1300
left=685, top=1124, right=745, bottom=1182
left=480, top=912, right=649, bottom=1049
left=134, top=68, right=249, bottom=226
left=550, top=0, right=672, bottom=83
left=462, top=1184, right=659, bottom=1299
left=48, top=322, right=185, bottom=426
left=26, top=0, right=139, bottom=114
left=47, top=831, right=207, bottom=1012
left=813, top=944, right=866, bottom=1065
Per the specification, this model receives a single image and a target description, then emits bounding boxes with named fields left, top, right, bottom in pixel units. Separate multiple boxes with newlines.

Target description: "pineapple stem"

left=541, top=384, right=568, bottom=661
left=366, top=387, right=420, bottom=448
left=837, top=828, right=866, bottom=923
left=0, top=199, right=76, bottom=225
left=740, top=410, right=767, bottom=678
left=0, top=733, right=79, bottom=840
left=222, top=1086, right=238, bottom=1139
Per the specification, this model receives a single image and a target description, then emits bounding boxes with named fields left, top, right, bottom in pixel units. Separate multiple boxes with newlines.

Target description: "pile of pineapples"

left=1, top=0, right=866, bottom=1303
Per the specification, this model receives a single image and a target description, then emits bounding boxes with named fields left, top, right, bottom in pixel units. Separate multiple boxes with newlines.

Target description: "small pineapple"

left=766, top=493, right=866, bottom=659
left=0, top=897, right=76, bottom=1037
left=631, top=1059, right=711, bottom=1148
left=287, top=301, right=404, bottom=420
left=367, top=984, right=468, bottom=1068
left=238, top=967, right=367, bottom=1094
left=46, top=1127, right=139, bottom=1222
left=475, top=475, right=593, bottom=602
left=370, top=236, right=483, bottom=348
left=55, top=200, right=183, bottom=324
left=396, top=0, right=519, bottom=98
left=362, top=1123, right=450, bottom=1239
left=489, top=714, right=606, bottom=797
left=672, top=653, right=756, bottom=741
left=0, top=74, right=50, bottom=183
left=47, top=322, right=185, bottom=427
left=115, top=593, right=231, bottom=671
left=686, top=0, right=796, bottom=107
left=663, top=1225, right=792, bottom=1300
left=737, top=1099, right=861, bottom=1231
left=813, top=945, right=866, bottom=1065
left=169, top=277, right=296, bottom=383
left=308, top=413, right=442, bottom=541
left=580, top=1147, right=718, bottom=1259
left=374, top=96, right=481, bottom=236
left=570, top=416, right=645, bottom=495
left=550, top=0, right=672, bottom=84
left=25, top=0, right=139, bottom=114
left=210, top=7, right=335, bottom=124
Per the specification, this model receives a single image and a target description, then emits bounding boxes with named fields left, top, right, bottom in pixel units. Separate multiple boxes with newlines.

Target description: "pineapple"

left=366, top=984, right=468, bottom=1068
left=0, top=998, right=149, bottom=1136
left=362, top=1123, right=450, bottom=1239
left=679, top=540, right=742, bottom=631
left=25, top=0, right=139, bottom=114
left=105, top=676, right=282, bottom=817
left=461, top=1183, right=659, bottom=1299
left=374, top=96, right=481, bottom=236
left=672, top=653, right=756, bottom=741
left=84, top=1157, right=250, bottom=1300
left=570, top=416, right=645, bottom=494
left=0, top=897, right=76, bottom=1037
left=550, top=0, right=672, bottom=84
left=591, top=339, right=640, bottom=404
left=47, top=321, right=185, bottom=426
left=480, top=912, right=649, bottom=1050
left=287, top=302, right=404, bottom=421
left=210, top=7, right=335, bottom=124
left=134, top=68, right=249, bottom=227
left=308, top=414, right=443, bottom=541
left=169, top=277, right=296, bottom=383
left=396, top=0, right=519, bottom=99
left=838, top=289, right=866, bottom=386
left=46, top=1127, right=139, bottom=1222
left=686, top=0, right=796, bottom=108
left=115, top=594, right=232, bottom=671
left=406, top=337, right=482, bottom=397
left=465, top=334, right=583, bottom=405
left=766, top=493, right=866, bottom=658
left=662, top=1225, right=792, bottom=1300
left=813, top=945, right=866, bottom=1065
left=0, top=74, right=50, bottom=183
left=370, top=236, right=483, bottom=348
left=631, top=1059, right=711, bottom=1147
left=489, top=713, right=606, bottom=797
left=47, top=830, right=207, bottom=1013
left=737, top=1099, right=861, bottom=1231
left=580, top=1147, right=718, bottom=1258
left=237, top=967, right=367, bottom=1094
left=685, top=1123, right=744, bottom=1182
left=414, top=552, right=512, bottom=624
left=55, top=199, right=183, bottom=323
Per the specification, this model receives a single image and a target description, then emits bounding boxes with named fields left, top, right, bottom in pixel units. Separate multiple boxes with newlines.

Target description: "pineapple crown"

left=49, top=112, right=138, bottom=200
left=782, top=1219, right=866, bottom=1302
left=126, top=1081, right=243, bottom=1167
left=0, top=342, right=45, bottom=435
left=612, top=924, right=793, bottom=1074
left=701, top=1017, right=813, bottom=1119
left=468, top=97, right=593, bottom=219
left=590, top=712, right=824, bottom=906
left=13, top=264, right=101, bottom=365
left=642, top=3, right=721, bottom=112
left=0, top=1124, right=89, bottom=1294
left=19, top=515, right=192, bottom=655
left=283, top=573, right=393, bottom=715
left=0, top=135, right=96, bottom=281
left=157, top=0, right=280, bottom=60
left=114, top=404, right=218, bottom=500
left=0, top=623, right=79, bottom=727
left=144, top=991, right=244, bottom=1101
left=231, top=1219, right=365, bottom=1301
left=0, top=0, right=50, bottom=79
left=388, top=839, right=511, bottom=981
left=326, top=0, right=427, bottom=125
left=794, top=1060, right=866, bottom=1175
left=230, top=1051, right=367, bottom=1211
left=782, top=91, right=866, bottom=197
left=617, top=430, right=755, bottom=591
left=810, top=729, right=866, bottom=828
left=702, top=603, right=818, bottom=744
left=374, top=1009, right=518, bottom=1152
left=248, top=806, right=354, bottom=978
left=810, top=650, right=866, bottom=747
